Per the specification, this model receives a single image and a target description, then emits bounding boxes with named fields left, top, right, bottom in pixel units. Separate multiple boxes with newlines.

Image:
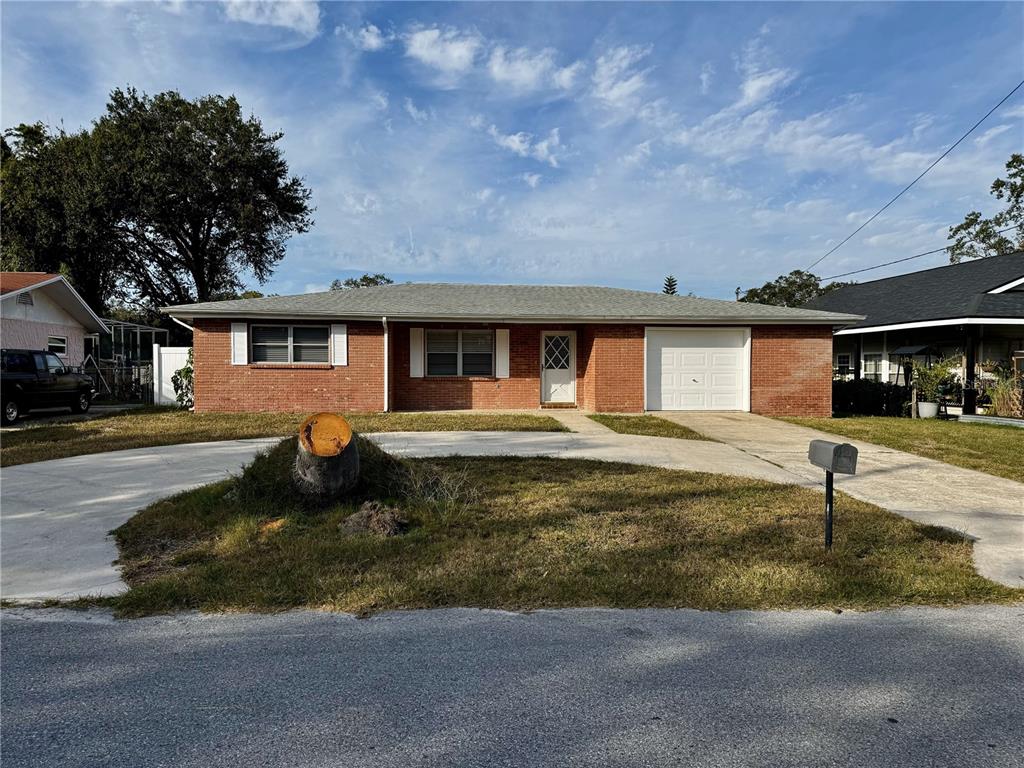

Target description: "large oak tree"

left=1, top=88, right=313, bottom=313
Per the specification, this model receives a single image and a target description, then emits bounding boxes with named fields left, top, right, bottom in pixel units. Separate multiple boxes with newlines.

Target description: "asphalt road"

left=2, top=605, right=1022, bottom=768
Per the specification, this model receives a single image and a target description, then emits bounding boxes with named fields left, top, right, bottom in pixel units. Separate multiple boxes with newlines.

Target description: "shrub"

left=988, top=378, right=1024, bottom=418
left=171, top=348, right=194, bottom=409
left=832, top=379, right=910, bottom=416
left=912, top=358, right=957, bottom=402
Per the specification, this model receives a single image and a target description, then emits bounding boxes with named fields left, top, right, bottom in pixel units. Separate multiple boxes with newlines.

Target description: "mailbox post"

left=807, top=440, right=858, bottom=550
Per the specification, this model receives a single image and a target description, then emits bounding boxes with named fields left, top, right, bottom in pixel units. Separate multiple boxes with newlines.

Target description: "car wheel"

left=71, top=391, right=92, bottom=414
left=2, top=400, right=20, bottom=426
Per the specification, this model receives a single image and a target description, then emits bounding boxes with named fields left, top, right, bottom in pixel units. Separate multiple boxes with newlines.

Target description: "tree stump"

left=293, top=413, right=360, bottom=499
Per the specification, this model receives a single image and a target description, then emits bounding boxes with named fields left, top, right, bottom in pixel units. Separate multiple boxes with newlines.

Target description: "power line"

left=821, top=224, right=1022, bottom=280
left=806, top=79, right=1024, bottom=271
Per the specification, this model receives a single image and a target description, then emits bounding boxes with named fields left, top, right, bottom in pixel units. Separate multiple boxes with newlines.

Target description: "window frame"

left=249, top=324, right=331, bottom=365
left=425, top=329, right=495, bottom=378
left=47, top=335, right=68, bottom=357
left=862, top=353, right=883, bottom=382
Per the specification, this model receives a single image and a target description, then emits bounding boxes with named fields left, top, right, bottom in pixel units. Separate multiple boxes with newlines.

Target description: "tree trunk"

left=293, top=413, right=360, bottom=499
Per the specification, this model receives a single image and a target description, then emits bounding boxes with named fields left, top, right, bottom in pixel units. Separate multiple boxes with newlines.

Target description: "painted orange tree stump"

left=293, top=412, right=360, bottom=499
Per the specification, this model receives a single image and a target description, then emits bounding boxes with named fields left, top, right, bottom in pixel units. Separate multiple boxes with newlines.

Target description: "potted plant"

left=912, top=359, right=954, bottom=418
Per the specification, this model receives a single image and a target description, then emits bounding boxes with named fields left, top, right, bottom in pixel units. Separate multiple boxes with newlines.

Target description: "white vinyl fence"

left=152, top=344, right=191, bottom=406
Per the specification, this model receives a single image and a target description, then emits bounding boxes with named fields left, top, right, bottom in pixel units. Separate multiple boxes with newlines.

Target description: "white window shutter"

left=495, top=328, right=510, bottom=379
left=230, top=323, right=247, bottom=365
left=409, top=327, right=424, bottom=378
left=331, top=324, right=348, bottom=366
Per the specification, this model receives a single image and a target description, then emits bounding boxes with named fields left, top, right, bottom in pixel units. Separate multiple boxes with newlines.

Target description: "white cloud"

left=620, top=140, right=651, bottom=166
left=591, top=44, right=653, bottom=110
left=732, top=33, right=795, bottom=109
left=699, top=62, right=714, bottom=95
left=974, top=124, right=1012, bottom=146
left=552, top=61, right=585, bottom=90
left=369, top=89, right=388, bottom=111
left=487, top=124, right=562, bottom=167
left=339, top=22, right=391, bottom=51
left=488, top=45, right=555, bottom=90
left=404, top=26, right=481, bottom=75
left=221, top=0, right=320, bottom=39
left=1002, top=104, right=1024, bottom=119
left=488, top=125, right=532, bottom=156
left=521, top=172, right=541, bottom=188
left=404, top=97, right=430, bottom=123
left=531, top=128, right=561, bottom=167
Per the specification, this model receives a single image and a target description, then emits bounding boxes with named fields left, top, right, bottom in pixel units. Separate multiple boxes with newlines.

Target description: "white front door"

left=541, top=331, right=575, bottom=403
left=646, top=328, right=750, bottom=411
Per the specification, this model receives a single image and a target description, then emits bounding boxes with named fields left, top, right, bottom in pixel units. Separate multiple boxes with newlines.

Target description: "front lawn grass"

left=783, top=416, right=1024, bottom=484
left=0, top=408, right=566, bottom=467
left=109, top=437, right=1021, bottom=617
left=588, top=414, right=710, bottom=440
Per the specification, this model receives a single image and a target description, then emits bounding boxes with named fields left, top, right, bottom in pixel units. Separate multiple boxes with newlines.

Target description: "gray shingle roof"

left=804, top=251, right=1024, bottom=330
left=164, top=283, right=861, bottom=325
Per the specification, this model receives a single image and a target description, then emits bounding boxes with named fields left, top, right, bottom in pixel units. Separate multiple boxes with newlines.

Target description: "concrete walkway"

left=660, top=412, right=1024, bottom=587
left=0, top=438, right=281, bottom=600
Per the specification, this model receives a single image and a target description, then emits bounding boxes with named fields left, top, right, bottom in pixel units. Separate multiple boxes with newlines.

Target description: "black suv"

left=1, top=348, right=96, bottom=425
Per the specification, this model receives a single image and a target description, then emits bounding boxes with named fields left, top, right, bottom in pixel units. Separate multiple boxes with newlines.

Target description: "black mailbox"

left=808, top=440, right=858, bottom=475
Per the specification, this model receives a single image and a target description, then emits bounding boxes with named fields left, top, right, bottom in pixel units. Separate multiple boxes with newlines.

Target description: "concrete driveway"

left=661, top=412, right=1024, bottom=587
left=2, top=418, right=1021, bottom=600
left=2, top=604, right=1022, bottom=768
left=0, top=438, right=281, bottom=599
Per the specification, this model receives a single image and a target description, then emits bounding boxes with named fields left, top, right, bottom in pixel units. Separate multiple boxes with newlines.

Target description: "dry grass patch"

left=109, top=438, right=1021, bottom=617
left=588, top=414, right=710, bottom=440
left=0, top=407, right=566, bottom=467
left=783, top=416, right=1024, bottom=484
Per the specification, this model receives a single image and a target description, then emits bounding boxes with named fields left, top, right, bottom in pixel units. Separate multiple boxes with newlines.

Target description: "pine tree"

left=663, top=275, right=678, bottom=295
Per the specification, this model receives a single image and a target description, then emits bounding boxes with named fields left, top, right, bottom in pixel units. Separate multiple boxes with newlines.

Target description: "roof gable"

left=0, top=272, right=61, bottom=295
left=804, top=251, right=1024, bottom=330
left=0, top=272, right=108, bottom=333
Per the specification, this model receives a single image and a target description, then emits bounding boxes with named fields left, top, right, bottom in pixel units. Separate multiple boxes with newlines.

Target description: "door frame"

left=642, top=326, right=751, bottom=412
left=539, top=330, right=576, bottom=405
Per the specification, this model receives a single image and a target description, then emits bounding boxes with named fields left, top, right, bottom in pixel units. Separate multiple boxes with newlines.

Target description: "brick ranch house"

left=164, top=284, right=862, bottom=417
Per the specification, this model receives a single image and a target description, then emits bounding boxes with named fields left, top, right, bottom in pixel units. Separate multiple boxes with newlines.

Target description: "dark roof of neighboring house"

left=164, top=283, right=862, bottom=325
left=803, top=251, right=1024, bottom=331
left=0, top=272, right=108, bottom=333
left=0, top=272, right=61, bottom=294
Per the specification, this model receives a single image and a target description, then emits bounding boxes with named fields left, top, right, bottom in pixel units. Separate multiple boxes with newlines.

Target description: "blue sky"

left=2, top=1, right=1023, bottom=299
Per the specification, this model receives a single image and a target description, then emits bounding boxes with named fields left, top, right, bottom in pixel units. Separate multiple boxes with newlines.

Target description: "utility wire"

left=806, top=79, right=1024, bottom=271
left=821, top=224, right=1022, bottom=280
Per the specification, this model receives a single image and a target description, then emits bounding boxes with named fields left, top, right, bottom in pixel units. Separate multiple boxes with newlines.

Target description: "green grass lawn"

left=109, top=436, right=1021, bottom=617
left=588, top=414, right=710, bottom=440
left=784, top=417, right=1024, bottom=484
left=0, top=408, right=566, bottom=467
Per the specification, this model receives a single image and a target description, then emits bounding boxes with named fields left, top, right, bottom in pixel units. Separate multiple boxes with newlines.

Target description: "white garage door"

left=646, top=328, right=750, bottom=411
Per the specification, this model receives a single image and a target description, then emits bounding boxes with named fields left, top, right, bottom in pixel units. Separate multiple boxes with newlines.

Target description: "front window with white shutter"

left=251, top=325, right=329, bottom=363
left=426, top=329, right=494, bottom=376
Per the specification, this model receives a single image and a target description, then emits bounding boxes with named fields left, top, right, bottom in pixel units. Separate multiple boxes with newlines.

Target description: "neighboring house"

left=0, top=272, right=108, bottom=364
left=164, top=284, right=860, bottom=416
left=804, top=252, right=1024, bottom=411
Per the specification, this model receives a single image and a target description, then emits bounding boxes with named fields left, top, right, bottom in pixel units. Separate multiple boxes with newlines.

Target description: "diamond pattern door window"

left=544, top=335, right=570, bottom=370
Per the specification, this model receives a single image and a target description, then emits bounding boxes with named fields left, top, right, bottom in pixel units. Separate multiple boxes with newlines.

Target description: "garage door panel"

left=647, top=329, right=748, bottom=412
left=710, top=372, right=738, bottom=388
left=710, top=392, right=740, bottom=409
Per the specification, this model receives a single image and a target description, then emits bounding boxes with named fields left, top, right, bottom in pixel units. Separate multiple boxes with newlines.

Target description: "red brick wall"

left=750, top=325, right=833, bottom=417
left=192, top=318, right=832, bottom=417
left=192, top=319, right=385, bottom=412
left=587, top=325, right=645, bottom=412
left=391, top=323, right=586, bottom=410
